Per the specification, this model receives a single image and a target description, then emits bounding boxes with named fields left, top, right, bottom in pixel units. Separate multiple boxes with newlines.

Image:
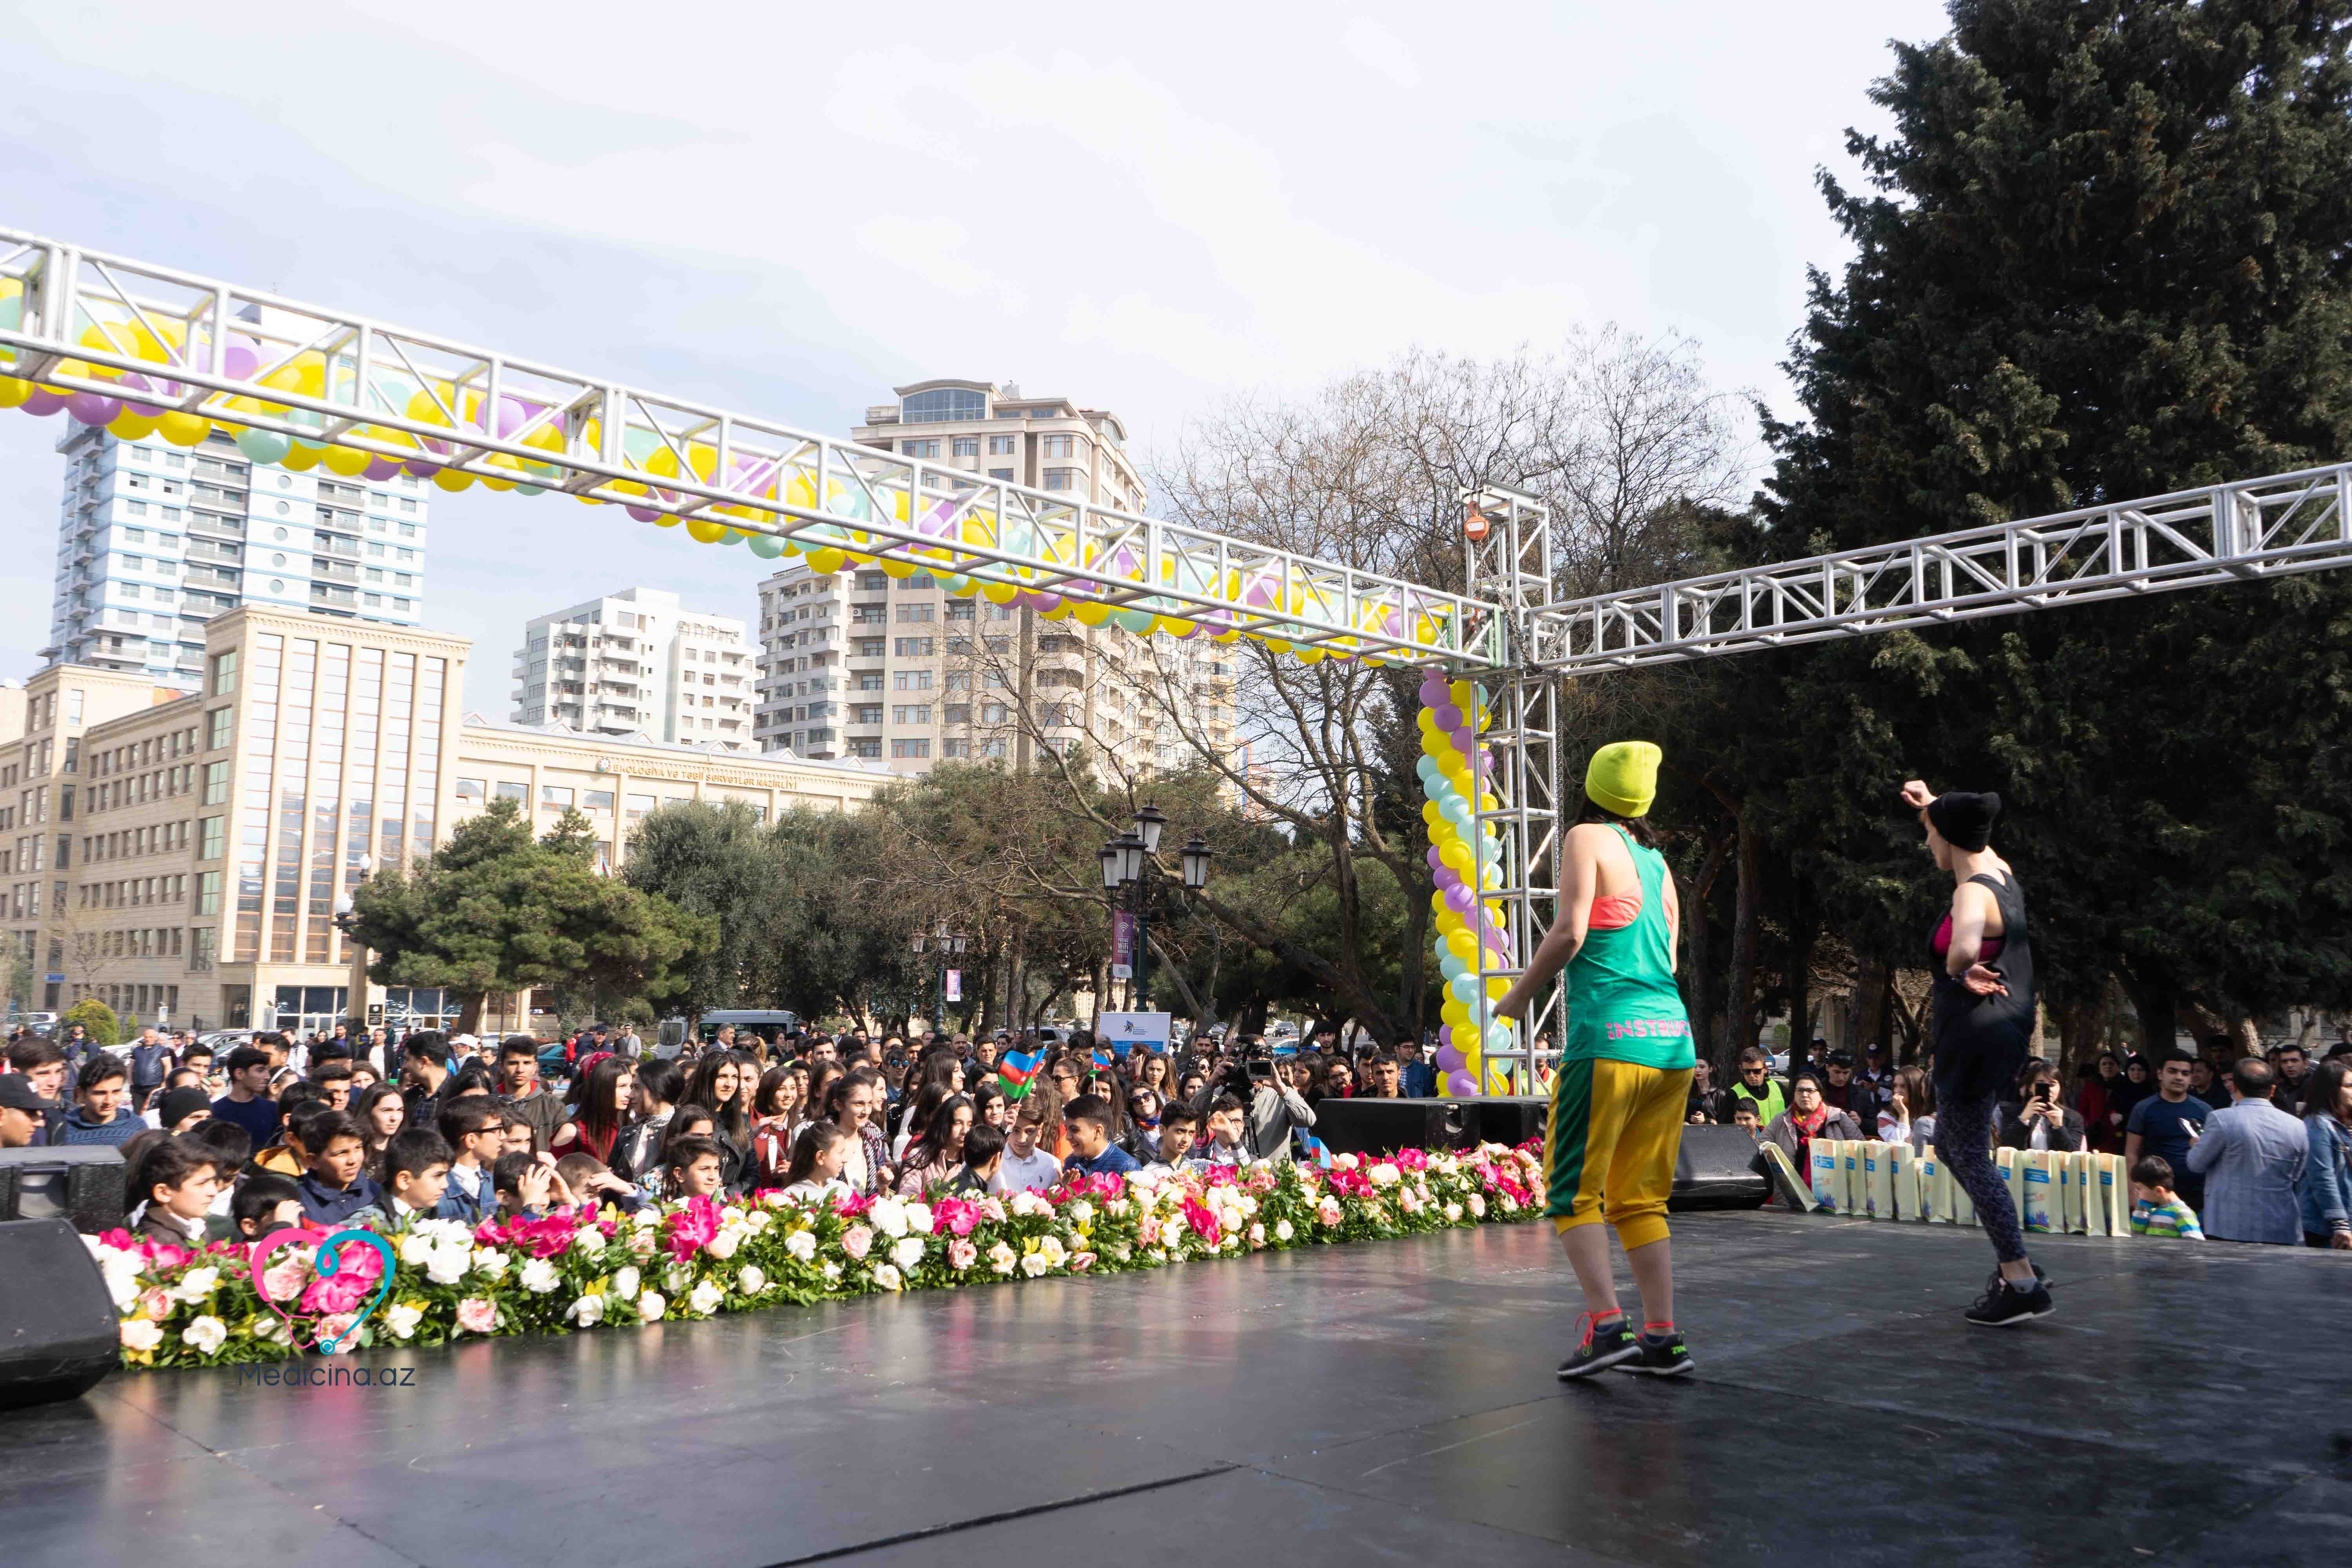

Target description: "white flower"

left=1035, top=1234, right=1067, bottom=1268
left=902, top=1201, right=933, bottom=1235
left=987, top=1242, right=1016, bottom=1275
left=1368, top=1163, right=1401, bottom=1187
left=873, top=1263, right=904, bottom=1291
left=385, top=1303, right=423, bottom=1340
left=744, top=1208, right=773, bottom=1232
left=612, top=1265, right=642, bottom=1301
left=120, top=1319, right=163, bottom=1352
left=472, top=1247, right=510, bottom=1277
left=891, top=1236, right=925, bottom=1272
left=869, top=1198, right=910, bottom=1238
left=739, top=1265, right=766, bottom=1295
left=1445, top=1203, right=1463, bottom=1223
left=520, top=1259, right=560, bottom=1294
left=399, top=1234, right=436, bottom=1267
left=706, top=1231, right=739, bottom=1261
left=784, top=1230, right=817, bottom=1263
left=1248, top=1223, right=1266, bottom=1246
left=1468, top=1194, right=1487, bottom=1218
left=98, top=1252, right=142, bottom=1308
left=171, top=1266, right=221, bottom=1303
left=821, top=1260, right=843, bottom=1283
left=181, top=1315, right=228, bottom=1355
left=1273, top=1219, right=1294, bottom=1242
left=637, top=1291, right=666, bottom=1321
left=1019, top=1252, right=1051, bottom=1278
left=425, top=1247, right=470, bottom=1286
left=568, top=1291, right=606, bottom=1327
left=1236, top=1195, right=1258, bottom=1218
left=1067, top=1200, right=1094, bottom=1226
left=1009, top=1190, right=1049, bottom=1218
left=688, top=1280, right=724, bottom=1316
left=1334, top=1154, right=1360, bottom=1171
left=1148, top=1249, right=1168, bottom=1264
left=665, top=1265, right=693, bottom=1294
left=571, top=1226, right=606, bottom=1257
left=633, top=1206, right=662, bottom=1229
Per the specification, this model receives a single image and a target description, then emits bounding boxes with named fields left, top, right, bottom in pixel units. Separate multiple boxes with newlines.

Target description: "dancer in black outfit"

left=1900, top=779, right=2052, bottom=1326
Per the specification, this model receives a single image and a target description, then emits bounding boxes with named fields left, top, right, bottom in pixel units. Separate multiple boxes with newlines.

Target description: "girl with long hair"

left=553, top=1055, right=635, bottom=1165
left=352, top=1081, right=407, bottom=1181
left=684, top=1051, right=752, bottom=1188
left=896, top=1094, right=975, bottom=1195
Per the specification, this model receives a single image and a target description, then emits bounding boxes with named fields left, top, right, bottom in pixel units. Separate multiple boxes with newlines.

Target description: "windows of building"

left=896, top=603, right=934, bottom=622
left=1044, top=468, right=1078, bottom=491
left=891, top=704, right=931, bottom=724
left=952, top=437, right=979, bottom=457
left=1042, top=435, right=1077, bottom=459
left=893, top=637, right=935, bottom=657
left=901, top=439, right=941, bottom=458
left=892, top=670, right=933, bottom=690
left=901, top=387, right=987, bottom=423
left=890, top=738, right=931, bottom=759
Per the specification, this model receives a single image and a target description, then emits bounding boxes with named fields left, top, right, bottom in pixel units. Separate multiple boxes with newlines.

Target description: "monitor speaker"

left=1311, top=1097, right=1476, bottom=1157
left=0, top=1144, right=131, bottom=1234
left=1468, top=1096, right=1548, bottom=1150
left=0, top=1217, right=120, bottom=1409
left=1669, top=1123, right=1771, bottom=1210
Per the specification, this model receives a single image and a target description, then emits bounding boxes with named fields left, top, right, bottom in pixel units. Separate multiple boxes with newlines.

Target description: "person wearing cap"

left=1497, top=740, right=1695, bottom=1381
left=0, top=1073, right=56, bottom=1147
left=1901, top=777, right=2049, bottom=1327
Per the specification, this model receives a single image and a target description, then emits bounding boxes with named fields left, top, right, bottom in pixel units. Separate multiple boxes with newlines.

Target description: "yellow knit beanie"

left=1585, top=741, right=1661, bottom=818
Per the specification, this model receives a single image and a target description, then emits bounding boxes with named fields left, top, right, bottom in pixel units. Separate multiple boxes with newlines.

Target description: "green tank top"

left=1561, top=825, right=1695, bottom=1070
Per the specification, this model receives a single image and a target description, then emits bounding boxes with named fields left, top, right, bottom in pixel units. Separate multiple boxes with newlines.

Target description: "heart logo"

left=247, top=1225, right=401, bottom=1354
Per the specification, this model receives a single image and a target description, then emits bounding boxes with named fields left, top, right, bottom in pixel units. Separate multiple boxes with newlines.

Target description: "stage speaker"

left=1669, top=1124, right=1771, bottom=1211
left=1312, top=1097, right=1475, bottom=1157
left=0, top=1145, right=131, bottom=1234
left=0, top=1217, right=120, bottom=1409
left=1468, top=1096, right=1548, bottom=1149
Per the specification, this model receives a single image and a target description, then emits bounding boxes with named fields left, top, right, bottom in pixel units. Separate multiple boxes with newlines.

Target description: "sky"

left=0, top=0, right=1955, bottom=716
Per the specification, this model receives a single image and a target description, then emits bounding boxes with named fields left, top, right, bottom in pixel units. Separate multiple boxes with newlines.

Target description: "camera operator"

left=1998, top=1059, right=2085, bottom=1153
left=1189, top=1051, right=1316, bottom=1164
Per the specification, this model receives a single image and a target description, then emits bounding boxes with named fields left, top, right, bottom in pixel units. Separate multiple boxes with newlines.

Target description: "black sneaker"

left=1965, top=1274, right=2054, bottom=1327
left=1618, top=1329, right=1694, bottom=1377
left=1557, top=1314, right=1639, bottom=1379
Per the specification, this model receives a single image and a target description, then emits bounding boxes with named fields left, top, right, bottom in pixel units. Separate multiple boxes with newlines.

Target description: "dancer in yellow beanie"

left=1497, top=740, right=1695, bottom=1378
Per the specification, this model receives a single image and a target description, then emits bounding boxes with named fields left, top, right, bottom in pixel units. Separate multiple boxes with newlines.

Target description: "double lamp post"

left=909, top=922, right=970, bottom=1035
left=1098, top=804, right=1212, bottom=1010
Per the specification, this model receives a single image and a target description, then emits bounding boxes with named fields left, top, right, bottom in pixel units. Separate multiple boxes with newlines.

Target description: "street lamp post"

left=911, top=922, right=970, bottom=1036
left=333, top=853, right=375, bottom=1036
left=1099, top=806, right=1211, bottom=1012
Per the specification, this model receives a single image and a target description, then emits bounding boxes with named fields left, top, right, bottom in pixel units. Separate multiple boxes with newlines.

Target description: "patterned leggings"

left=1934, top=1085, right=2026, bottom=1265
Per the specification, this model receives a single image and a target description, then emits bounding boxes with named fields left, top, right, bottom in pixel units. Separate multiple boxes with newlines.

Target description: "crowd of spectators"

left=1676, top=1034, right=2352, bottom=1249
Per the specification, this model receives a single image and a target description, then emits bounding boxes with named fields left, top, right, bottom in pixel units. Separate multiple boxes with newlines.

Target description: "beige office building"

left=4, top=607, right=885, bottom=1035
left=754, top=380, right=1234, bottom=776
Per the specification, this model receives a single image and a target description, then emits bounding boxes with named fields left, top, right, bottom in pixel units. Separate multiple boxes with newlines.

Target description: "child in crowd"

left=296, top=1111, right=384, bottom=1226
left=1061, top=1094, right=1142, bottom=1177
left=947, top=1123, right=1005, bottom=1195
left=644, top=1106, right=718, bottom=1201
left=778, top=1121, right=854, bottom=1204
left=381, top=1128, right=454, bottom=1225
left=232, top=1173, right=307, bottom=1242
left=554, top=1151, right=645, bottom=1216
left=991, top=1098, right=1064, bottom=1195
left=492, top=1150, right=556, bottom=1219
left=1151, top=1104, right=1202, bottom=1170
left=2129, top=1155, right=2205, bottom=1240
left=1199, top=1094, right=1254, bottom=1169
left=130, top=1138, right=223, bottom=1247
left=435, top=1098, right=508, bottom=1223
left=663, top=1135, right=727, bottom=1199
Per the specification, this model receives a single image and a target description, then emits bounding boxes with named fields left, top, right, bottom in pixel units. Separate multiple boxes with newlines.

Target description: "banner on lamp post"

left=1110, top=910, right=1135, bottom=980
left=944, top=969, right=962, bottom=1004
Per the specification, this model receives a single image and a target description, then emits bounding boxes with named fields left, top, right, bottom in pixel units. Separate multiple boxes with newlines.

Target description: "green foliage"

left=345, top=799, right=716, bottom=1021
left=621, top=801, right=783, bottom=1020
left=1739, top=0, right=2352, bottom=1037
left=63, top=998, right=119, bottom=1046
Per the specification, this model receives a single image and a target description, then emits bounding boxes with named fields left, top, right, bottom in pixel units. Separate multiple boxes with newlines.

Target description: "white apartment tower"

left=47, top=425, right=429, bottom=687
left=511, top=588, right=751, bottom=750
left=752, top=380, right=1232, bottom=775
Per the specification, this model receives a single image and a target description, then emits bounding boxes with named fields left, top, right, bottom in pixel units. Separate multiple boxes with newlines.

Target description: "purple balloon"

left=1424, top=846, right=1444, bottom=873
left=626, top=505, right=663, bottom=523
left=68, top=392, right=121, bottom=425
left=363, top=456, right=404, bottom=481
left=1433, top=866, right=1460, bottom=891
left=1445, top=884, right=1475, bottom=913
left=1450, top=727, right=1476, bottom=755
left=1434, top=703, right=1461, bottom=731
left=222, top=343, right=261, bottom=380
left=21, top=388, right=66, bottom=416
left=1434, top=1045, right=1465, bottom=1073
left=1445, top=1071, right=1481, bottom=1097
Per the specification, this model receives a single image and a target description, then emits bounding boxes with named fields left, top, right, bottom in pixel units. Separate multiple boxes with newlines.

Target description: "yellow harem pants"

left=1544, top=1057, right=1693, bottom=1251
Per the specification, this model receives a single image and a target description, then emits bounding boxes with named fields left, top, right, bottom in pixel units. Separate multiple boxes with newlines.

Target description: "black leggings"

left=1934, top=1082, right=2025, bottom=1265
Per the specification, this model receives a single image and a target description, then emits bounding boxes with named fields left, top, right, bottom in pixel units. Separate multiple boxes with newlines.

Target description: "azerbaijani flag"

left=998, top=1046, right=1045, bottom=1100
left=1091, top=1045, right=1115, bottom=1069
left=1299, top=1129, right=1334, bottom=1169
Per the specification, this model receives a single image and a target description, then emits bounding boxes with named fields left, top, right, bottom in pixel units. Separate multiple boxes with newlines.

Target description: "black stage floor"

left=5, top=1210, right=2346, bottom=1567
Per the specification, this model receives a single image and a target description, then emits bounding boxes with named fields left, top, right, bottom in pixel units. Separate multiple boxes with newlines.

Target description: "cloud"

left=1343, top=18, right=1422, bottom=89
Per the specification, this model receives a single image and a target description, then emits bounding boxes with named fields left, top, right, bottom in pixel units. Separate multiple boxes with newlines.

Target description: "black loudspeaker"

left=0, top=1217, right=121, bottom=1409
left=1312, top=1097, right=1476, bottom=1157
left=1468, top=1096, right=1548, bottom=1149
left=1669, top=1123, right=1771, bottom=1211
left=0, top=1145, right=131, bottom=1234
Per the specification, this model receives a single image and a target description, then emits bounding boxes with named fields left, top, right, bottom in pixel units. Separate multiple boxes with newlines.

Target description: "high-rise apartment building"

left=752, top=380, right=1232, bottom=776
left=46, top=426, right=429, bottom=687
left=510, top=588, right=752, bottom=751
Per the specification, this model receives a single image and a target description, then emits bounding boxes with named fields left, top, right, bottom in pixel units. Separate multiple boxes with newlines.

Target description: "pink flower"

left=1183, top=1199, right=1221, bottom=1240
left=933, top=1197, right=984, bottom=1237
left=138, top=1287, right=172, bottom=1319
left=1138, top=1216, right=1162, bottom=1247
left=299, top=1247, right=382, bottom=1316
left=1070, top=1251, right=1096, bottom=1272
left=455, top=1298, right=499, bottom=1335
left=138, top=1238, right=195, bottom=1271
left=841, top=1224, right=873, bottom=1260
left=261, top=1258, right=311, bottom=1302
left=947, top=1239, right=978, bottom=1271
left=662, top=1194, right=723, bottom=1262
left=314, top=1314, right=359, bottom=1353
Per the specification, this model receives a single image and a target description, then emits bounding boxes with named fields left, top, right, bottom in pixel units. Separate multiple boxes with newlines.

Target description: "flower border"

left=95, top=1144, right=1547, bottom=1368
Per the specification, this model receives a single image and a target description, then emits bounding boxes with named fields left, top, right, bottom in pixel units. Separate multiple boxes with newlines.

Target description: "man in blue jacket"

left=54, top=1056, right=146, bottom=1146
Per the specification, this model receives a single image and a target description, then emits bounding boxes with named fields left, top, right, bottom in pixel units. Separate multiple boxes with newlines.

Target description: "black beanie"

left=158, top=1086, right=213, bottom=1128
left=1927, top=791, right=2000, bottom=853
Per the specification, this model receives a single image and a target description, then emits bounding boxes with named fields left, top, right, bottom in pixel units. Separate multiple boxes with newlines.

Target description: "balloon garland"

left=0, top=278, right=1465, bottom=665
left=1414, top=671, right=1516, bottom=1096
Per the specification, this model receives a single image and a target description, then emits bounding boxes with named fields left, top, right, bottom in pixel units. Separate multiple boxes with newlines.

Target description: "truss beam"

left=1524, top=465, right=2352, bottom=671
left=0, top=228, right=1511, bottom=670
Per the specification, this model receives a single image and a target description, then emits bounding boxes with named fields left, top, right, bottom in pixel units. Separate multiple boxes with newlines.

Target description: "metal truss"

left=0, top=227, right=1506, bottom=669
left=1525, top=463, right=2352, bottom=671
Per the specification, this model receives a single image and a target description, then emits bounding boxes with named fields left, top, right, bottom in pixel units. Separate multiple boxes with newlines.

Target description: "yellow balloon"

left=280, top=445, right=323, bottom=472
left=1429, top=890, right=1449, bottom=916
left=322, top=444, right=370, bottom=476
left=686, top=519, right=728, bottom=543
left=1485, top=977, right=1510, bottom=998
left=107, top=411, right=161, bottom=441
left=807, top=548, right=846, bottom=575
left=1420, top=801, right=1442, bottom=829
left=1445, top=927, right=1476, bottom=961
left=156, top=412, right=211, bottom=447
left=431, top=468, right=474, bottom=492
left=982, top=582, right=1019, bottom=606
left=882, top=558, right=916, bottom=579
left=1073, top=601, right=1112, bottom=627
left=0, top=376, right=31, bottom=409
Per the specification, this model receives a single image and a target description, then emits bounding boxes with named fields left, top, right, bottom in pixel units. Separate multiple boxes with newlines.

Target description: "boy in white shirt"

left=990, top=1099, right=1065, bottom=1194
